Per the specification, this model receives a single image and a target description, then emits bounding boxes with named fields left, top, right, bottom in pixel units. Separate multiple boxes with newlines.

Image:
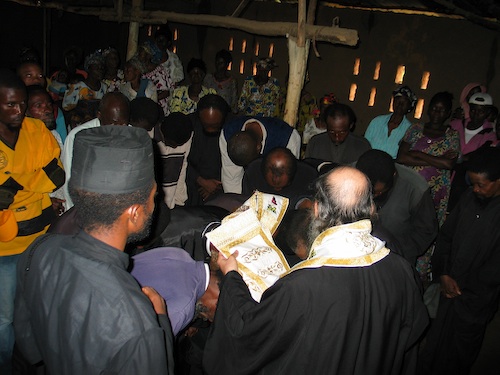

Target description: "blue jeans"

left=0, top=254, right=20, bottom=374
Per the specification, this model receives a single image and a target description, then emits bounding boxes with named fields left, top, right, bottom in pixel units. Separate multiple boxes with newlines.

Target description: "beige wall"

left=172, top=2, right=499, bottom=134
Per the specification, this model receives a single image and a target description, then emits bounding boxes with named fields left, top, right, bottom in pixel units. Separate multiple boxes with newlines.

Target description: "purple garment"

left=449, top=118, right=496, bottom=155
left=131, top=247, right=207, bottom=336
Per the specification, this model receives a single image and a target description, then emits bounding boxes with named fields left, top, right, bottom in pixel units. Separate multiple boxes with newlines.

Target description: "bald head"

left=97, top=92, right=130, bottom=126
left=313, top=166, right=374, bottom=228
left=262, top=147, right=297, bottom=191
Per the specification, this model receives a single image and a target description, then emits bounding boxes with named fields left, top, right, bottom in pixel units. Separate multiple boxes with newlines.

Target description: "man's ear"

left=96, top=110, right=102, bottom=120
left=126, top=204, right=142, bottom=226
left=256, top=143, right=262, bottom=155
left=313, top=201, right=319, bottom=218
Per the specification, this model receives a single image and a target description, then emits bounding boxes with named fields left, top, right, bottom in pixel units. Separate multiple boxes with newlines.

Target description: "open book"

left=206, top=191, right=291, bottom=302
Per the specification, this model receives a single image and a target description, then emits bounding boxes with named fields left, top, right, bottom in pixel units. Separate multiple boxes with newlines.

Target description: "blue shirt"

left=364, top=113, right=412, bottom=158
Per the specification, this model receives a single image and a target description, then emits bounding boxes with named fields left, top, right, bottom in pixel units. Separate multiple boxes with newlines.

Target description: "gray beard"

left=306, top=215, right=327, bottom=252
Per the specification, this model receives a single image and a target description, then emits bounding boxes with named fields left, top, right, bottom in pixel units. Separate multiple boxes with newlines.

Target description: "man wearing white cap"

left=451, top=92, right=496, bottom=156
left=14, top=126, right=174, bottom=374
left=448, top=92, right=497, bottom=210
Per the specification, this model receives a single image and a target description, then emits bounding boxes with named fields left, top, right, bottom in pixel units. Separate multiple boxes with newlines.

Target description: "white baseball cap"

left=469, top=93, right=493, bottom=106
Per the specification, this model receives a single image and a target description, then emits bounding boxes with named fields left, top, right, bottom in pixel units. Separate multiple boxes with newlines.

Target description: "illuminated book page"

left=207, top=206, right=290, bottom=302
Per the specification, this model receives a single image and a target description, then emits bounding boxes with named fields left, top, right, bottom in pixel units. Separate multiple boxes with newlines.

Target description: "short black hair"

left=16, top=61, right=43, bottom=76
left=356, top=149, right=395, bottom=187
left=429, top=91, right=453, bottom=112
left=0, top=69, right=26, bottom=92
left=322, top=102, right=357, bottom=126
left=69, top=181, right=154, bottom=232
left=129, top=97, right=162, bottom=129
left=227, top=131, right=259, bottom=166
left=215, top=50, right=232, bottom=65
left=197, top=94, right=230, bottom=117
left=467, top=147, right=500, bottom=181
left=274, top=208, right=311, bottom=256
left=154, top=25, right=173, bottom=42
left=187, top=58, right=207, bottom=74
left=26, top=84, right=51, bottom=101
left=161, top=112, right=193, bottom=146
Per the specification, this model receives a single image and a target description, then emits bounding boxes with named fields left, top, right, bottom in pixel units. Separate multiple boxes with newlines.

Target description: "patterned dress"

left=169, top=86, right=217, bottom=115
left=103, top=69, right=124, bottom=93
left=402, top=123, right=460, bottom=281
left=62, top=81, right=108, bottom=111
left=402, top=123, right=460, bottom=225
left=238, top=76, right=281, bottom=117
left=143, top=65, right=174, bottom=115
left=204, top=74, right=238, bottom=113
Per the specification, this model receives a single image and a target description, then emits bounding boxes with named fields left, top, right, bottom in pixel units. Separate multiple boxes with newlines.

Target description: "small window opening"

left=353, top=58, right=360, bottom=75
left=368, top=88, right=377, bottom=107
left=414, top=99, right=424, bottom=119
left=395, top=65, right=405, bottom=84
left=373, top=62, right=381, bottom=80
left=349, top=83, right=357, bottom=102
left=421, top=72, right=431, bottom=90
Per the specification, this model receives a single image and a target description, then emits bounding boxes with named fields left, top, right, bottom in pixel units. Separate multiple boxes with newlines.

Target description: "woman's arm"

left=397, top=141, right=458, bottom=169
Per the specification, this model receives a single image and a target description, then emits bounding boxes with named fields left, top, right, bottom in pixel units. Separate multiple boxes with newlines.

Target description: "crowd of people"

left=1, top=29, right=500, bottom=375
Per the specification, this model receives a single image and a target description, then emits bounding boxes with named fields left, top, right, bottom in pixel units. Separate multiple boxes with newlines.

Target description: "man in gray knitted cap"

left=14, top=125, right=174, bottom=374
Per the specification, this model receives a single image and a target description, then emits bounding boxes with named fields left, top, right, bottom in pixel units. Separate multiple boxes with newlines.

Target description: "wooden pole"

left=282, top=0, right=314, bottom=127
left=297, top=0, right=306, bottom=47
left=306, top=0, right=318, bottom=25
left=126, top=0, right=141, bottom=60
left=231, top=0, right=251, bottom=17
left=116, top=0, right=123, bottom=21
left=43, top=7, right=49, bottom=76
left=283, top=36, right=309, bottom=127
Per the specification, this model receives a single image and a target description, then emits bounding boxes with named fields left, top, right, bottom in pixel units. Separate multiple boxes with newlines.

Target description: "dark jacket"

left=14, top=231, right=174, bottom=374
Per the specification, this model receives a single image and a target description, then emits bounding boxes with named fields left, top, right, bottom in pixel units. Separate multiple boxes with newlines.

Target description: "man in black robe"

left=14, top=126, right=174, bottom=374
left=203, top=166, right=428, bottom=375
left=420, top=147, right=500, bottom=374
left=242, top=147, right=318, bottom=209
left=186, top=94, right=230, bottom=205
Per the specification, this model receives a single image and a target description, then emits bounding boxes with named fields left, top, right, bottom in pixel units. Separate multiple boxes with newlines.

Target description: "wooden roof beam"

left=7, top=0, right=358, bottom=46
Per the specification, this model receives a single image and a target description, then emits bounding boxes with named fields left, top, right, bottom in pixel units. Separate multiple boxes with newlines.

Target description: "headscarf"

left=126, top=56, right=147, bottom=74
left=392, top=86, right=417, bottom=110
left=257, top=58, right=278, bottom=71
left=312, top=93, right=337, bottom=117
left=102, top=47, right=118, bottom=57
left=460, top=82, right=487, bottom=120
left=139, top=40, right=162, bottom=65
left=84, top=50, right=105, bottom=71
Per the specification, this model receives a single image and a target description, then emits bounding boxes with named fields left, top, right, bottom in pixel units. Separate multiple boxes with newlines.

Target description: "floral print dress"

left=403, top=123, right=460, bottom=282
left=238, top=76, right=281, bottom=117
left=143, top=65, right=174, bottom=115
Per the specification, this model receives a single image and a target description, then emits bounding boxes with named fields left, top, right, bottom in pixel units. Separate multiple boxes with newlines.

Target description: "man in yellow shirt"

left=0, top=69, right=65, bottom=374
